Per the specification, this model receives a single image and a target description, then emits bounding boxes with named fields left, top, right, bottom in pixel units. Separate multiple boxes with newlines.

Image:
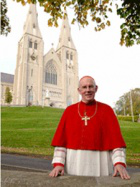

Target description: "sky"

left=1, top=1, right=140, bottom=107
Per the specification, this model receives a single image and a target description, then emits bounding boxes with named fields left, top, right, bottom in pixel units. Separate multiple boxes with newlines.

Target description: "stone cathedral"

left=1, top=4, right=79, bottom=108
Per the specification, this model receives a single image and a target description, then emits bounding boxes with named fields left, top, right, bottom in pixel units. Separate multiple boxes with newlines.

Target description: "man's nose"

left=86, top=87, right=90, bottom=91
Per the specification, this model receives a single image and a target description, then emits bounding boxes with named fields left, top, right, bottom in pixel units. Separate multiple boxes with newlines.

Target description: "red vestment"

left=51, top=100, right=126, bottom=151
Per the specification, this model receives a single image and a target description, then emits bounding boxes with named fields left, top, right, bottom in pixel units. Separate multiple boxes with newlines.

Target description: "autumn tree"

left=0, top=0, right=11, bottom=35
left=115, top=88, right=140, bottom=116
left=5, top=87, right=13, bottom=104
left=2, top=0, right=140, bottom=47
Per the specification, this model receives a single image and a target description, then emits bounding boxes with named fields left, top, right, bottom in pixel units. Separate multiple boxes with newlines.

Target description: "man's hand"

left=49, top=166, right=64, bottom=177
left=113, top=164, right=130, bottom=180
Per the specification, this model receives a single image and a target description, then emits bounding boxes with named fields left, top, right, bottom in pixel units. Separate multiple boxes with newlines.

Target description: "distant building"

left=1, top=73, right=14, bottom=105
left=1, top=4, right=79, bottom=108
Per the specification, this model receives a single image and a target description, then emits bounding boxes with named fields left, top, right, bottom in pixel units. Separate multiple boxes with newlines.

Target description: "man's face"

left=78, top=77, right=98, bottom=104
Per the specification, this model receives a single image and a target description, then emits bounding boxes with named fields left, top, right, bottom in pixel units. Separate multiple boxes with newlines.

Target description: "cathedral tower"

left=13, top=4, right=44, bottom=105
left=56, top=14, right=79, bottom=107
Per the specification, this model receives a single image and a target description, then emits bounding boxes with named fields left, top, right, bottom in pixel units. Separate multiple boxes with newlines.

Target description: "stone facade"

left=1, top=4, right=79, bottom=108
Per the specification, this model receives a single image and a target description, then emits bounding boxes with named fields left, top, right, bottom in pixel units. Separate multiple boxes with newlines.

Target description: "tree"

left=115, top=88, right=140, bottom=116
left=14, top=0, right=140, bottom=47
left=117, top=0, right=140, bottom=47
left=2, top=0, right=140, bottom=47
left=0, top=0, right=11, bottom=36
left=5, top=87, right=13, bottom=104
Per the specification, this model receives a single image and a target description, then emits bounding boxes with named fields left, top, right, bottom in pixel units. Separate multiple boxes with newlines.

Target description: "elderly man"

left=49, top=76, right=130, bottom=179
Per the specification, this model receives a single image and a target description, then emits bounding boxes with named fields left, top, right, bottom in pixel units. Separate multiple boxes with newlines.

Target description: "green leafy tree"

left=5, top=87, right=13, bottom=104
left=117, top=0, right=140, bottom=47
left=115, top=88, right=140, bottom=116
left=0, top=0, right=11, bottom=36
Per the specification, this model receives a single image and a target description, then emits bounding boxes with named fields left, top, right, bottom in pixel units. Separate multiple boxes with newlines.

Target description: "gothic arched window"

left=70, top=53, right=73, bottom=60
left=66, top=51, right=69, bottom=59
left=34, top=41, right=37, bottom=50
left=29, top=40, right=32, bottom=48
left=45, top=60, right=57, bottom=85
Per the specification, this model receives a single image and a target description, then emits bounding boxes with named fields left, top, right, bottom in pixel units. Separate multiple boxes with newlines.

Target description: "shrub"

left=117, top=115, right=139, bottom=122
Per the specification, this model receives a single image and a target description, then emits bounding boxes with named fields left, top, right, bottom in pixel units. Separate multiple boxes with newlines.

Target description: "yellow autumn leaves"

left=14, top=0, right=113, bottom=30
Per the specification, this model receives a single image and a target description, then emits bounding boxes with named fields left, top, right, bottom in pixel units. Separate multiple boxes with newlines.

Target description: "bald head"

left=79, top=76, right=96, bottom=88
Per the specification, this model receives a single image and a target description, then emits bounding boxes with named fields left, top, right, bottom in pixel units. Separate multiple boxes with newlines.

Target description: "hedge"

left=117, top=115, right=139, bottom=122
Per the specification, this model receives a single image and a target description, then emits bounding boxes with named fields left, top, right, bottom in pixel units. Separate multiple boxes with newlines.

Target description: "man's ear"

left=77, top=87, right=81, bottom=94
left=95, top=85, right=98, bottom=93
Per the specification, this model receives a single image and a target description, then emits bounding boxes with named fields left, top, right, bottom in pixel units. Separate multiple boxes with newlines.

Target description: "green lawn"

left=119, top=120, right=140, bottom=165
left=1, top=106, right=140, bottom=165
left=1, top=106, right=64, bottom=156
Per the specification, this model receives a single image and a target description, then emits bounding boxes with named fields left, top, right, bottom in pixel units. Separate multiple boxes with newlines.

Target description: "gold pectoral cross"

left=82, top=115, right=90, bottom=126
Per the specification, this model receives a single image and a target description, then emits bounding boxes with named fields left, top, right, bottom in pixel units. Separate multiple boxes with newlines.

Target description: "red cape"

left=51, top=100, right=126, bottom=151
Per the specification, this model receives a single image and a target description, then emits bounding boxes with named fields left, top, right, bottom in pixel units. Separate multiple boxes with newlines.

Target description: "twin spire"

left=23, top=4, right=76, bottom=50
left=56, top=13, right=76, bottom=51
left=23, top=4, right=42, bottom=38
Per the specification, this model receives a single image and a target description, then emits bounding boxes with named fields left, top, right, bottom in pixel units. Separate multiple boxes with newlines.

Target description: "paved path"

left=2, top=153, right=53, bottom=172
left=1, top=153, right=140, bottom=187
left=2, top=153, right=140, bottom=173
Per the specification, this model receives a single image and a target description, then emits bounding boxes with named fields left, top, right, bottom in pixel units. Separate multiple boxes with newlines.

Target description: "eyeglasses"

left=81, top=85, right=95, bottom=90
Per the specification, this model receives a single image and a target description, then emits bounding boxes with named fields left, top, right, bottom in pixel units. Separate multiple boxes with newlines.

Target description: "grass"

left=1, top=106, right=140, bottom=165
left=1, top=106, right=64, bottom=156
left=120, top=120, right=140, bottom=165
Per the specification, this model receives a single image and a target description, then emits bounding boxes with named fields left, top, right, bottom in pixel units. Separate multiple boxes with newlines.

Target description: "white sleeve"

left=111, top=148, right=126, bottom=165
left=52, top=147, right=67, bottom=165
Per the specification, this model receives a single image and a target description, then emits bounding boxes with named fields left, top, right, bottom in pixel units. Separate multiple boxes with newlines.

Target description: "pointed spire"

left=56, top=13, right=76, bottom=50
left=23, top=4, right=42, bottom=38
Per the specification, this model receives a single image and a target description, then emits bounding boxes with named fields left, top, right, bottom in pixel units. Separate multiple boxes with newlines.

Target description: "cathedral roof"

left=1, top=72, right=14, bottom=84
